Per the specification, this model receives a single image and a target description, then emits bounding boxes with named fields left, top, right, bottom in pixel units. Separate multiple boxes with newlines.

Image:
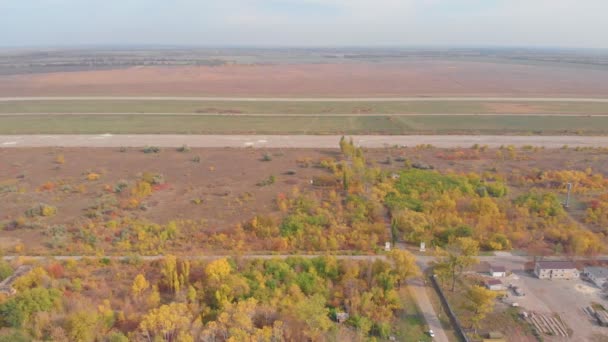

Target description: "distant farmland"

left=3, top=61, right=608, bottom=97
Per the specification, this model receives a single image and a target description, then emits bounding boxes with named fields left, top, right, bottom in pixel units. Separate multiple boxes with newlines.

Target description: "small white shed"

left=485, top=279, right=505, bottom=291
left=489, top=265, right=507, bottom=278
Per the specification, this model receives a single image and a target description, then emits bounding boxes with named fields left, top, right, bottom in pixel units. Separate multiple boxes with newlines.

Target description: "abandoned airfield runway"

left=2, top=134, right=608, bottom=148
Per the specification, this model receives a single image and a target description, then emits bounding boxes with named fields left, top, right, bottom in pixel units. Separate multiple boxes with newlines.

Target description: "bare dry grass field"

left=2, top=61, right=608, bottom=97
left=1, top=146, right=607, bottom=255
left=0, top=147, right=333, bottom=251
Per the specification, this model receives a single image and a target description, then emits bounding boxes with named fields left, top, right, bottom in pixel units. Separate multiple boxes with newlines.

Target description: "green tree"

left=106, top=332, right=129, bottom=342
left=0, top=287, right=60, bottom=328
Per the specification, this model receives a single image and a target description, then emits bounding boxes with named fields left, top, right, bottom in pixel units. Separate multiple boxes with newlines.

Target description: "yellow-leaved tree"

left=463, top=285, right=498, bottom=331
left=131, top=273, right=150, bottom=297
left=139, top=302, right=196, bottom=342
left=388, top=249, right=421, bottom=287
left=205, top=258, right=232, bottom=283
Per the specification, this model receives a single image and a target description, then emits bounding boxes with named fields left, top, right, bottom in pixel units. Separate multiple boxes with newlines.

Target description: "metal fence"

left=428, top=274, right=471, bottom=342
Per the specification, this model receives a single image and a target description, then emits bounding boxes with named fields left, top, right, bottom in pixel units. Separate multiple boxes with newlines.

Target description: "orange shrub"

left=47, top=263, right=65, bottom=278
left=87, top=172, right=100, bottom=181
left=40, top=181, right=56, bottom=191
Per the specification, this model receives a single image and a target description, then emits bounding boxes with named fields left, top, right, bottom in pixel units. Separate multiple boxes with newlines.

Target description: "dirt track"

left=2, top=134, right=608, bottom=148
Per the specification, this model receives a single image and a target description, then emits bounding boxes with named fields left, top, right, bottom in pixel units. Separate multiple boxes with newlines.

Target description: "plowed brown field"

left=2, top=61, right=608, bottom=97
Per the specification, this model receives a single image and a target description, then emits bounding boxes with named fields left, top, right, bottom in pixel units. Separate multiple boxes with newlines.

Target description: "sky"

left=1, top=0, right=607, bottom=48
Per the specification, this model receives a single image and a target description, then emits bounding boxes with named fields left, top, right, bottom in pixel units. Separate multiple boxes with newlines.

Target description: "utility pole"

left=564, top=182, right=572, bottom=208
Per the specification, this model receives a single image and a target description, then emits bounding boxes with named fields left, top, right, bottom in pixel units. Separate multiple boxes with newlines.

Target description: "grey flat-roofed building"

left=583, top=266, right=608, bottom=288
left=534, top=261, right=579, bottom=280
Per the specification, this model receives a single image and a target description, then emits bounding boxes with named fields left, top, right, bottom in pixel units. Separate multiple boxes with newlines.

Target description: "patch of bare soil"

left=195, top=108, right=243, bottom=114
left=482, top=102, right=552, bottom=114
left=0, top=236, right=22, bottom=250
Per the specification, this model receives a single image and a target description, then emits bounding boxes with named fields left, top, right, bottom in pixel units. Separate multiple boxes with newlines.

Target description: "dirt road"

left=1, top=96, right=608, bottom=102
left=2, top=134, right=608, bottom=148
left=408, top=278, right=449, bottom=342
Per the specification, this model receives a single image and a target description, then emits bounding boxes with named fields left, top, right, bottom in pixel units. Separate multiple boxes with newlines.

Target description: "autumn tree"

left=434, top=237, right=479, bottom=291
left=65, top=310, right=100, bottom=342
left=161, top=255, right=180, bottom=294
left=147, top=285, right=161, bottom=308
left=205, top=258, right=232, bottom=283
left=339, top=136, right=355, bottom=158
left=462, top=285, right=497, bottom=331
left=293, top=294, right=333, bottom=340
left=132, top=273, right=150, bottom=297
left=388, top=249, right=420, bottom=287
left=391, top=209, right=430, bottom=244
left=200, top=298, right=271, bottom=340
left=160, top=255, right=190, bottom=295
left=139, top=303, right=195, bottom=342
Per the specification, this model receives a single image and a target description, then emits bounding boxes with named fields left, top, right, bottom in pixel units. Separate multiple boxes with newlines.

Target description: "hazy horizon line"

left=2, top=44, right=608, bottom=52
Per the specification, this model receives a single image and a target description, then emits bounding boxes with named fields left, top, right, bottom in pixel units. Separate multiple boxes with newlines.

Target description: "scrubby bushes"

left=113, top=180, right=129, bottom=193
left=386, top=168, right=603, bottom=254
left=141, top=172, right=164, bottom=185
left=54, top=154, right=65, bottom=164
left=142, top=146, right=160, bottom=154
left=256, top=175, right=276, bottom=187
left=176, top=145, right=191, bottom=152
left=312, top=175, right=339, bottom=187
left=25, top=203, right=57, bottom=218
left=0, top=259, right=13, bottom=281
left=86, top=172, right=100, bottom=181
left=45, top=225, right=69, bottom=249
left=0, top=184, right=17, bottom=194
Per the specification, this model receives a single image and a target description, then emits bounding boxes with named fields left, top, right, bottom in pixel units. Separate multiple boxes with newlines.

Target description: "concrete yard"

left=504, top=271, right=608, bottom=341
